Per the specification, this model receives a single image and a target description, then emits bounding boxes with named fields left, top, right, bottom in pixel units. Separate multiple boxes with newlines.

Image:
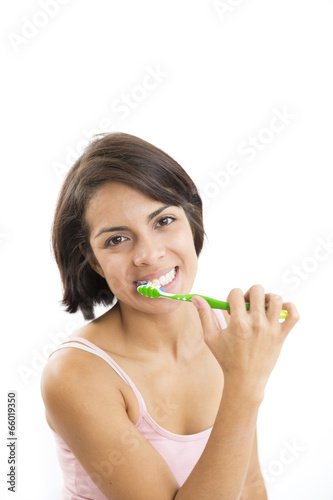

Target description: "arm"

left=240, top=430, right=267, bottom=500
left=222, top=312, right=267, bottom=499
left=175, top=381, right=261, bottom=500
left=41, top=347, right=180, bottom=500
left=176, top=286, right=299, bottom=499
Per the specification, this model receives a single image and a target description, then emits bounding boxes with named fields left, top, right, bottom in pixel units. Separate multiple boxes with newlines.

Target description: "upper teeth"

left=136, top=267, right=177, bottom=287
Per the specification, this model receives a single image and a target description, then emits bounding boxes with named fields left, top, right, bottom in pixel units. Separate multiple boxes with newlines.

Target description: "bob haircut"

left=52, top=132, right=205, bottom=320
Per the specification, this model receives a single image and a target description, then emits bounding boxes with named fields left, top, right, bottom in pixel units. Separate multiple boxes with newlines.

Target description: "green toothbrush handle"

left=181, top=294, right=288, bottom=320
left=187, top=294, right=231, bottom=310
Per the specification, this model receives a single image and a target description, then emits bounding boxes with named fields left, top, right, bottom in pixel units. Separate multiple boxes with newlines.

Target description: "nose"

left=133, top=236, right=165, bottom=266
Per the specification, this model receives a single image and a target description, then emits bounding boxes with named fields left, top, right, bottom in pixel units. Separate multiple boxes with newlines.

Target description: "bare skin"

left=41, top=182, right=300, bottom=499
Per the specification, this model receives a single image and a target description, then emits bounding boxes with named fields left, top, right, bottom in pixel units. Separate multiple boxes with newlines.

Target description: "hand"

left=192, top=285, right=300, bottom=400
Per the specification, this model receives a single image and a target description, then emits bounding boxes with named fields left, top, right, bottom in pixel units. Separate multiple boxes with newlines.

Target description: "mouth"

left=134, top=266, right=178, bottom=289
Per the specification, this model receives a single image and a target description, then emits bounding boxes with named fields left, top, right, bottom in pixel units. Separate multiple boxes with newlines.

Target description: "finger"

left=227, top=288, right=246, bottom=316
left=191, top=296, right=221, bottom=343
left=265, top=293, right=284, bottom=322
left=280, top=302, right=300, bottom=336
left=243, top=284, right=266, bottom=314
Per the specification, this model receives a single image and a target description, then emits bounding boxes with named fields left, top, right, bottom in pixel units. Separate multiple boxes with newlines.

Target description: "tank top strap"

left=51, top=336, right=147, bottom=412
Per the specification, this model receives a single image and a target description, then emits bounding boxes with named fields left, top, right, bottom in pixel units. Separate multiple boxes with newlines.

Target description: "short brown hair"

left=52, top=132, right=204, bottom=320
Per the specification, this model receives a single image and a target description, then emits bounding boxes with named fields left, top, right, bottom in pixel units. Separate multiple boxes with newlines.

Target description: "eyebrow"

left=94, top=205, right=171, bottom=239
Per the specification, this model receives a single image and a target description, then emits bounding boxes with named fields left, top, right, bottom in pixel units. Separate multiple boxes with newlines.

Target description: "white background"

left=1, top=0, right=333, bottom=498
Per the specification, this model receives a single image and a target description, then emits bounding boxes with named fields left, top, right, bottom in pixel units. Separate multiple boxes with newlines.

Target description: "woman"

left=41, top=132, right=299, bottom=499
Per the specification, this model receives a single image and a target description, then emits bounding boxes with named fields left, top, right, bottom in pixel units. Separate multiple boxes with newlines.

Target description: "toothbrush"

left=137, top=283, right=289, bottom=320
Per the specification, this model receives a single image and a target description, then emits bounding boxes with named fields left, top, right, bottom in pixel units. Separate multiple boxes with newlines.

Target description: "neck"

left=114, top=300, right=204, bottom=362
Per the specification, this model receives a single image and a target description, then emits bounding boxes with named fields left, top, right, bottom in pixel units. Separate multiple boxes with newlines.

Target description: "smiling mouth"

left=135, top=267, right=178, bottom=288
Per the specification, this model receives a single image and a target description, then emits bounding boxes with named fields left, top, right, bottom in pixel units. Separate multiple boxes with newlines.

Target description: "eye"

left=156, top=216, right=176, bottom=227
left=105, top=235, right=127, bottom=248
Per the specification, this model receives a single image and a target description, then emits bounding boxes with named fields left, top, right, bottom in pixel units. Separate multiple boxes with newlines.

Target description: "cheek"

left=103, top=268, right=130, bottom=300
left=93, top=252, right=126, bottom=288
left=175, top=225, right=198, bottom=267
left=183, top=224, right=198, bottom=252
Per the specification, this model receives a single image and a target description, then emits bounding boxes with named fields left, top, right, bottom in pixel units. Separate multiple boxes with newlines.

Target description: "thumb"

left=192, top=296, right=221, bottom=344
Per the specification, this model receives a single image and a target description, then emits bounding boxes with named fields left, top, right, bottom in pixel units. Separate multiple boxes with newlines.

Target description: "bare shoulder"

left=41, top=334, right=126, bottom=432
left=41, top=309, right=125, bottom=419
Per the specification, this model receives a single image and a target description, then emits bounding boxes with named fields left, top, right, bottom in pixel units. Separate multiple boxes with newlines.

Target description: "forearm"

left=174, top=384, right=262, bottom=500
left=240, top=430, right=268, bottom=500
left=240, top=471, right=267, bottom=500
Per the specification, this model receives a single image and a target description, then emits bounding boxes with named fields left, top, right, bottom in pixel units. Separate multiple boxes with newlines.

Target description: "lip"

left=133, top=266, right=178, bottom=286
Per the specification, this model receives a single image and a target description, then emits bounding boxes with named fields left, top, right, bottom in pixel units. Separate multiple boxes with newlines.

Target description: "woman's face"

left=85, top=182, right=199, bottom=314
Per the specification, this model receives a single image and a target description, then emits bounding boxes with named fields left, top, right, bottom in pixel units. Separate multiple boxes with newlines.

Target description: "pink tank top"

left=50, top=311, right=226, bottom=499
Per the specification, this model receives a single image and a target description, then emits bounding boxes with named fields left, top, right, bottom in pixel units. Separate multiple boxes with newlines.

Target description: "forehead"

left=85, top=182, right=169, bottom=230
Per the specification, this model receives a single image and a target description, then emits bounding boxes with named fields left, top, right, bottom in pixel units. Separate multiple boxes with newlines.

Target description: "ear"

left=79, top=243, right=105, bottom=279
